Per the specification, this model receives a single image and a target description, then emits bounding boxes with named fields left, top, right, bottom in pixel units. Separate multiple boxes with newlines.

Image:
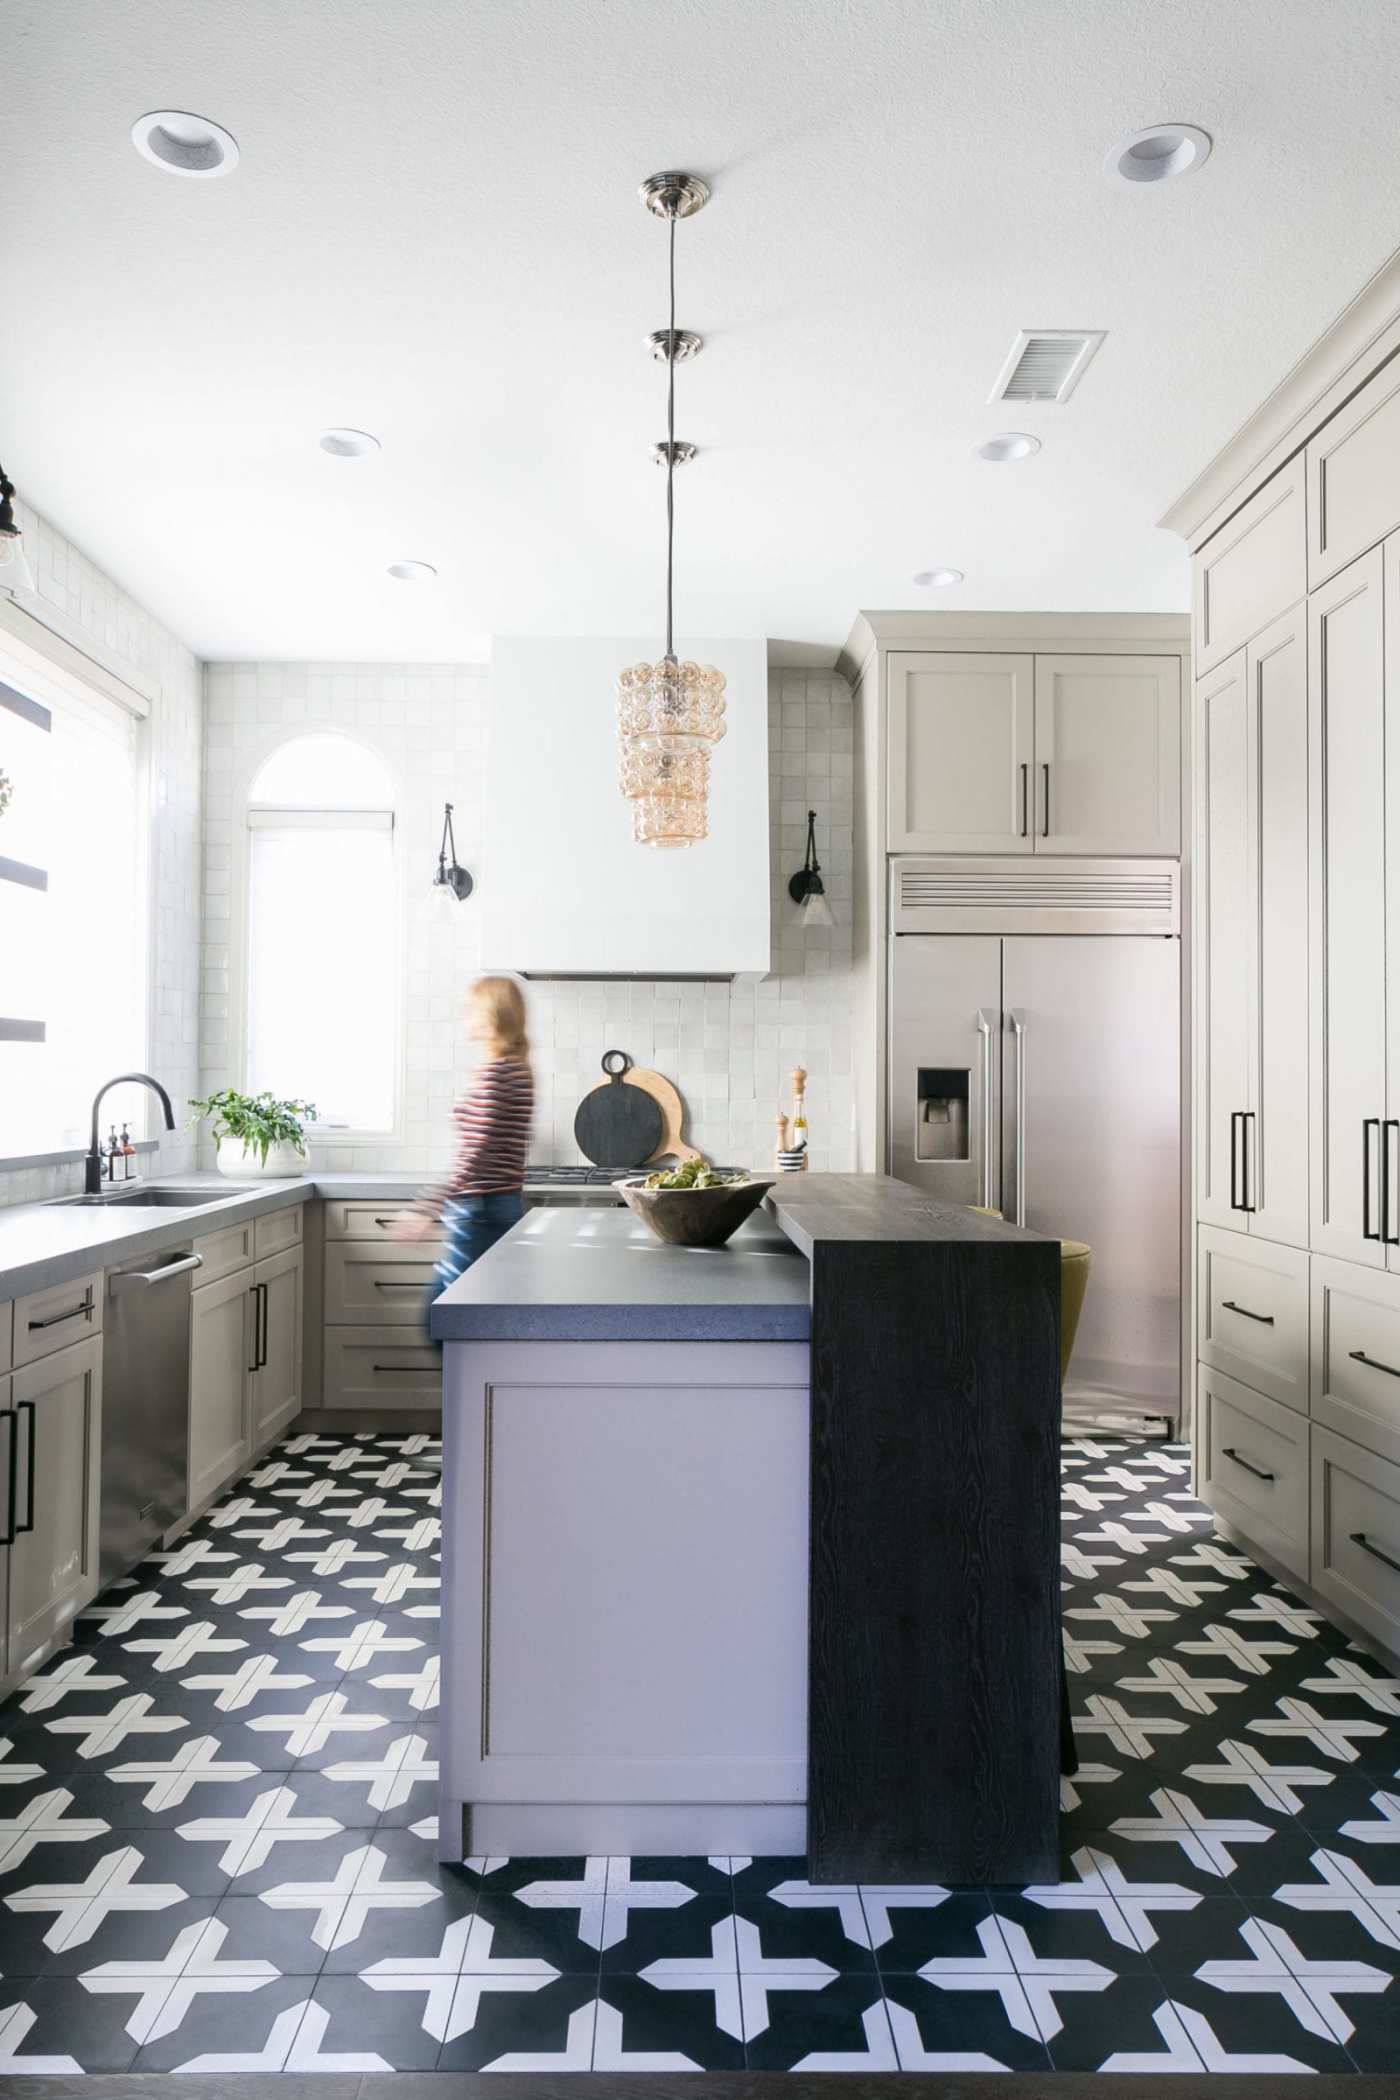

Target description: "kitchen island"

left=432, top=1175, right=1061, bottom=1885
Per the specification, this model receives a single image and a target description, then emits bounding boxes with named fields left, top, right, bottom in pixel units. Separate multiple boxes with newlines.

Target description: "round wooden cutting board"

left=573, top=1051, right=664, bottom=1169
left=623, top=1065, right=701, bottom=1162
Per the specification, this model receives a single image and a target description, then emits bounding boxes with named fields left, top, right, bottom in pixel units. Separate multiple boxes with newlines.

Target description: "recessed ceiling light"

left=976, top=432, right=1041, bottom=464
left=131, top=109, right=239, bottom=178
left=387, top=561, right=437, bottom=582
left=913, top=567, right=964, bottom=588
left=1106, top=123, right=1211, bottom=187
left=319, top=428, right=381, bottom=458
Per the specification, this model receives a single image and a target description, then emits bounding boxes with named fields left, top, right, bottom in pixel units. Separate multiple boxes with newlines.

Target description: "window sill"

left=0, top=1138, right=164, bottom=1173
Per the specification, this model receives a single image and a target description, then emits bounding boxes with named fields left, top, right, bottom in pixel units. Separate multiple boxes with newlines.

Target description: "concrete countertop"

left=0, top=1171, right=424, bottom=1300
left=430, top=1203, right=811, bottom=1343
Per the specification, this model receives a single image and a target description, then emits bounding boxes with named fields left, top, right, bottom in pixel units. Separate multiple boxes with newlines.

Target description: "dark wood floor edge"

left=13, top=2075, right=1395, bottom=2098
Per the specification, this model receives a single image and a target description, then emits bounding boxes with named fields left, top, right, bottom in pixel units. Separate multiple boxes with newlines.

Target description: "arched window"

left=244, top=734, right=397, bottom=1133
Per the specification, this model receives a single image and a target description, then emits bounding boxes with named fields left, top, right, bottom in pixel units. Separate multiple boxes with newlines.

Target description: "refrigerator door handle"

left=976, top=1008, right=998, bottom=1210
left=1009, top=1009, right=1027, bottom=1226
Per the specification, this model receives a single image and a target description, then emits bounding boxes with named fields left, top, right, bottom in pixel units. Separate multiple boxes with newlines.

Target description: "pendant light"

left=616, top=172, right=725, bottom=850
left=0, top=464, right=36, bottom=594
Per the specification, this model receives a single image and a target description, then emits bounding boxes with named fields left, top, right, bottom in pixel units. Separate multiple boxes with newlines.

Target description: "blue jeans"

left=426, top=1192, right=523, bottom=1335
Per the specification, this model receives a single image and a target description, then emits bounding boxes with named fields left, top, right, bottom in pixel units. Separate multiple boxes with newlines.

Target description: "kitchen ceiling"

left=4, top=0, right=1400, bottom=663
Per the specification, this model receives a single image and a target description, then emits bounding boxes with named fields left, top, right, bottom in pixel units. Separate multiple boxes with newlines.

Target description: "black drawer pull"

left=1223, top=1446, right=1275, bottom=1483
left=372, top=1363, right=440, bottom=1375
left=1351, top=1531, right=1400, bottom=1578
left=373, top=1216, right=404, bottom=1227
left=1348, top=1348, right=1400, bottom=1380
left=1221, top=1300, right=1274, bottom=1325
left=373, top=1278, right=431, bottom=1289
left=27, top=1293, right=92, bottom=1331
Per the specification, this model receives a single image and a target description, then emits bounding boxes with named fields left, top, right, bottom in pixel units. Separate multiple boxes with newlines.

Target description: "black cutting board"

left=574, top=1050, right=664, bottom=1170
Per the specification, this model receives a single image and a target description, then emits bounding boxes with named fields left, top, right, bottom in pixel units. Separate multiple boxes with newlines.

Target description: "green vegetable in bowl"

left=640, top=1154, right=749, bottom=1191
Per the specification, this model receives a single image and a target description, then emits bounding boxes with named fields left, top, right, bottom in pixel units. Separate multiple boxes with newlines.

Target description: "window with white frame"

left=243, top=734, right=397, bottom=1133
left=0, top=668, right=148, bottom=1158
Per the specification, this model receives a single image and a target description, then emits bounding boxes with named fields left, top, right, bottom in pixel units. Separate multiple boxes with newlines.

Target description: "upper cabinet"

left=1192, top=463, right=1307, bottom=674
left=887, top=649, right=1180, bottom=856
left=888, top=653, right=1034, bottom=854
left=483, top=636, right=771, bottom=979
left=1308, top=354, right=1400, bottom=591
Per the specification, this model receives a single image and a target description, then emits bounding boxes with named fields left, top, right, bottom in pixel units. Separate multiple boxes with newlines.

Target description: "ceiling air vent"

left=989, top=329, right=1105, bottom=405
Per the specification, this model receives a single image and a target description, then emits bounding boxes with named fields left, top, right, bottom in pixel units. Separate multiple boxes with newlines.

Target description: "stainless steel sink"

left=46, top=1186, right=254, bottom=1209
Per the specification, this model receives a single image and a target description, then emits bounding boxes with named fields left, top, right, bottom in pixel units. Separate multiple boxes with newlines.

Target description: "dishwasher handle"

left=109, top=1252, right=204, bottom=1295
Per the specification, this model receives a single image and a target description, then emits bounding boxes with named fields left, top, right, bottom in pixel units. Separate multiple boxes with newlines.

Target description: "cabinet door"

left=189, top=1269, right=253, bottom=1508
left=1193, top=462, right=1308, bottom=674
left=1032, top=655, right=1180, bottom=855
left=1246, top=607, right=1310, bottom=1247
left=887, top=653, right=1034, bottom=853
left=8, top=1337, right=101, bottom=1673
left=0, top=1375, right=10, bottom=1680
left=1195, top=652, right=1252, bottom=1231
left=1308, top=356, right=1400, bottom=590
left=252, top=1246, right=303, bottom=1447
left=1310, top=546, right=1388, bottom=1266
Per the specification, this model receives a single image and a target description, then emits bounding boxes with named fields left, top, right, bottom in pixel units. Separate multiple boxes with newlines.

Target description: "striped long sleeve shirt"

left=433, top=1055, right=533, bottom=1200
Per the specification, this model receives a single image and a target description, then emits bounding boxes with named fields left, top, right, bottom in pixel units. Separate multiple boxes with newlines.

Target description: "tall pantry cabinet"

left=1181, top=306, right=1400, bottom=1665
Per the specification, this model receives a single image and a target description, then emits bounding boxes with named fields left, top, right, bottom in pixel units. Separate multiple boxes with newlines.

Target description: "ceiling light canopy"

left=913, top=567, right=963, bottom=589
left=977, top=432, right=1041, bottom=464
left=615, top=171, right=726, bottom=852
left=131, top=109, right=240, bottom=178
left=387, top=560, right=437, bottom=582
left=1106, top=123, right=1211, bottom=186
left=320, top=428, right=381, bottom=458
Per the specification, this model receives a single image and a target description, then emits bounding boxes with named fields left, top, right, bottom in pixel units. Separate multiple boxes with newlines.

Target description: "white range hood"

left=483, top=635, right=771, bottom=980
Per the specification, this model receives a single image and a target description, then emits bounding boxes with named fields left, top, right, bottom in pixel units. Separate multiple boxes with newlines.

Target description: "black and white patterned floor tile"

left=2, top=1429, right=1400, bottom=2072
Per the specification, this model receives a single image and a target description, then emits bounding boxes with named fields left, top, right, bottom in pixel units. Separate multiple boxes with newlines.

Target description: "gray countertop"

left=0, top=1172, right=423, bottom=1299
left=430, top=1204, right=812, bottom=1342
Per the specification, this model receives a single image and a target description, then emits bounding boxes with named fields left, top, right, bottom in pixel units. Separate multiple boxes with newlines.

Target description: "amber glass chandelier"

left=616, top=172, right=726, bottom=849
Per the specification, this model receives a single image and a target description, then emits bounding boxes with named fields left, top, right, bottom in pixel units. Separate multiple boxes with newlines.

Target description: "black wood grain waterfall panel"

left=775, top=1177, right=1062, bottom=1886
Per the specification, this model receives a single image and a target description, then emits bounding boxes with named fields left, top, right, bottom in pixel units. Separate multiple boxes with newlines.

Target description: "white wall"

left=199, top=661, right=853, bottom=1176
left=0, top=501, right=203, bottom=1206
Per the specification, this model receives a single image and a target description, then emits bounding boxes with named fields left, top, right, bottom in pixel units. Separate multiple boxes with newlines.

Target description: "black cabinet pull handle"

left=1222, top=1445, right=1274, bottom=1483
left=247, top=1283, right=259, bottom=1374
left=373, top=1216, right=403, bottom=1227
left=1351, top=1531, right=1400, bottom=1578
left=1230, top=1111, right=1242, bottom=1211
left=1386, top=1121, right=1400, bottom=1245
left=374, top=1278, right=431, bottom=1288
left=1348, top=1348, right=1400, bottom=1380
left=27, top=1293, right=92, bottom=1331
left=1040, top=762, right=1051, bottom=837
left=371, top=1364, right=441, bottom=1375
left=1241, top=1111, right=1257, bottom=1213
left=15, top=1401, right=36, bottom=1533
left=258, top=1281, right=270, bottom=1370
left=1221, top=1299, right=1275, bottom=1325
left=1018, top=763, right=1028, bottom=838
left=0, top=1413, right=16, bottom=1547
left=1365, top=1118, right=1382, bottom=1239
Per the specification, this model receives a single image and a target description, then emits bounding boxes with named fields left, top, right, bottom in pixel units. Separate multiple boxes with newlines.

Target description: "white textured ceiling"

left=5, top=0, right=1400, bottom=662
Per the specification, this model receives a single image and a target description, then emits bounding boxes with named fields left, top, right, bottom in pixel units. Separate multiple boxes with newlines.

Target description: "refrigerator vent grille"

left=892, top=858, right=1179, bottom=934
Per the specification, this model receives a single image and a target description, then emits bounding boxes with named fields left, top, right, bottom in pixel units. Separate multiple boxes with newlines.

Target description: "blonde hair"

left=469, top=975, right=531, bottom=1072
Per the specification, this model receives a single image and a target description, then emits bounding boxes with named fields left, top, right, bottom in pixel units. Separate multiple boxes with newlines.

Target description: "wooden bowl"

left=617, top=1176, right=773, bottom=1248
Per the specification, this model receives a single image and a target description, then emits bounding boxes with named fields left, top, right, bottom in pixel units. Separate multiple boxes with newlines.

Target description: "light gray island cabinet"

left=432, top=1175, right=1063, bottom=1886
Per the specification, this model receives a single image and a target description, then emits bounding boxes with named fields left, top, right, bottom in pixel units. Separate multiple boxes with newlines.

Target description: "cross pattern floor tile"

left=3, top=1428, right=1400, bottom=2070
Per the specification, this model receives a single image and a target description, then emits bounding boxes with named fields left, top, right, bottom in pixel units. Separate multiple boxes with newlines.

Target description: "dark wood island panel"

left=768, top=1175, right=1062, bottom=1885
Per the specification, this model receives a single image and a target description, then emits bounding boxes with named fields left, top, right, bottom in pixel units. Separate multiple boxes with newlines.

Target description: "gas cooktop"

left=525, top=1163, right=740, bottom=1185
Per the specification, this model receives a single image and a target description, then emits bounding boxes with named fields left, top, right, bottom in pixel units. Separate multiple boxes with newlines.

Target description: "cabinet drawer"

left=1193, top=463, right=1307, bottom=673
left=1312, top=1423, right=1400, bottom=1656
left=323, top=1328, right=442, bottom=1411
left=254, top=1203, right=304, bottom=1259
left=1196, top=1363, right=1308, bottom=1578
left=193, top=1219, right=257, bottom=1287
left=1197, top=1225, right=1309, bottom=1412
left=325, top=1241, right=438, bottom=1327
left=1308, top=355, right=1400, bottom=588
left=324, top=1197, right=431, bottom=1241
left=11, top=1270, right=103, bottom=1368
left=1312, top=1255, right=1400, bottom=1466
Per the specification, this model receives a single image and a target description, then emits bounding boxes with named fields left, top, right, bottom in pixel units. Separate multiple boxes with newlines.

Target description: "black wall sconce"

left=432, top=801, right=474, bottom=903
left=788, top=808, right=834, bottom=928
left=0, top=461, right=35, bottom=593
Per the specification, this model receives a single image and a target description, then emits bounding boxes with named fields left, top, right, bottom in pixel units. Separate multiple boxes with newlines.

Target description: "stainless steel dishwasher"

left=100, top=1245, right=202, bottom=1586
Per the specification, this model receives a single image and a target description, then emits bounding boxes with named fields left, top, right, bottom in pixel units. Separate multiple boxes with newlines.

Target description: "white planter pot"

left=216, top=1139, right=308, bottom=1180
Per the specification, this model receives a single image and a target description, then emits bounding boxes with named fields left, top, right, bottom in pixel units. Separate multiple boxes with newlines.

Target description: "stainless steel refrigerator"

left=888, top=858, right=1181, bottom=1424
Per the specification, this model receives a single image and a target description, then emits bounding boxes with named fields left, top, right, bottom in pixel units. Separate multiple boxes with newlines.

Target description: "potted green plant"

left=188, top=1088, right=318, bottom=1179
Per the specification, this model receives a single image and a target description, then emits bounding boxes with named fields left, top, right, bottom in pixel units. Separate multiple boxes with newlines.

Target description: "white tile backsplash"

left=0, top=502, right=203, bottom=1206
left=198, top=663, right=854, bottom=1178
